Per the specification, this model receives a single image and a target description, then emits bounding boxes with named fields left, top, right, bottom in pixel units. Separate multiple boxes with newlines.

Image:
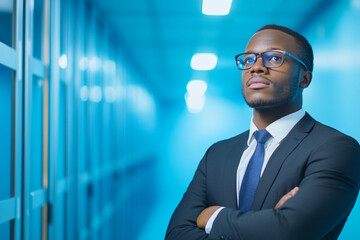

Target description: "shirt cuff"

left=205, top=207, right=225, bottom=234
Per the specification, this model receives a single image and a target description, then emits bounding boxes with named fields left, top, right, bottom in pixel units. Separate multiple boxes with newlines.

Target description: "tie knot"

left=254, top=129, right=272, bottom=144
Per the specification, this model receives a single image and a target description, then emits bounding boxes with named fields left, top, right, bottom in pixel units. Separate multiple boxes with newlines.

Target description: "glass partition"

left=0, top=0, right=14, bottom=47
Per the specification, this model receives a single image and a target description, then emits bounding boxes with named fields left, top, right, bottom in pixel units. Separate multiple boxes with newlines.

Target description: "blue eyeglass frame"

left=235, top=49, right=309, bottom=71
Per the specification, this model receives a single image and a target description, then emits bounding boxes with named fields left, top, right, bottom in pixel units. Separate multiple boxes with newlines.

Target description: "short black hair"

left=257, top=24, right=314, bottom=72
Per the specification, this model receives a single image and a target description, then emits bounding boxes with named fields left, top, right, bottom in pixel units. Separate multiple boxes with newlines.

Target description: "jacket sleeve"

left=209, top=136, right=360, bottom=240
left=165, top=148, right=211, bottom=240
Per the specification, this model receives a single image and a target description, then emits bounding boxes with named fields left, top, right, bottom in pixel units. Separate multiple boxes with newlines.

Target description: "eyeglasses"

left=235, top=50, right=308, bottom=71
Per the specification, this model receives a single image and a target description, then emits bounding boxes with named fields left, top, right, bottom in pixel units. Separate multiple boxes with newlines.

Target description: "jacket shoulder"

left=207, top=131, right=249, bottom=154
left=312, top=120, right=360, bottom=146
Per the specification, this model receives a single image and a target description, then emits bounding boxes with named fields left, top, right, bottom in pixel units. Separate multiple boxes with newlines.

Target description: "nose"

left=250, top=56, right=267, bottom=74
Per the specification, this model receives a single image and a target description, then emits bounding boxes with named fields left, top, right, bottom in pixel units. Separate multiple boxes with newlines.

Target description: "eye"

left=263, top=52, right=283, bottom=65
left=244, top=57, right=254, bottom=64
left=267, top=54, right=281, bottom=62
left=270, top=55, right=281, bottom=62
left=244, top=54, right=255, bottom=65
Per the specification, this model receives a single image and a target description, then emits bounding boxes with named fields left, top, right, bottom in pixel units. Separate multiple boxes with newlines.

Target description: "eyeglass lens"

left=237, top=51, right=284, bottom=69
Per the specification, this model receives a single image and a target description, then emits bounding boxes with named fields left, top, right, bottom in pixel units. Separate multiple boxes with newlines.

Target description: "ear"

left=299, top=70, right=312, bottom=88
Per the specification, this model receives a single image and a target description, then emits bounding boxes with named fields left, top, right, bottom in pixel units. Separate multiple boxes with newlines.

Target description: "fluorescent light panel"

left=191, top=53, right=217, bottom=70
left=185, top=93, right=205, bottom=113
left=185, top=80, right=208, bottom=113
left=58, top=54, right=68, bottom=69
left=186, top=80, right=208, bottom=96
left=202, top=0, right=232, bottom=16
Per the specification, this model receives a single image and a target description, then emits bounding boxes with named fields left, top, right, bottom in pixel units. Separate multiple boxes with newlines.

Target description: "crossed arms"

left=165, top=134, right=360, bottom=240
left=196, top=187, right=299, bottom=229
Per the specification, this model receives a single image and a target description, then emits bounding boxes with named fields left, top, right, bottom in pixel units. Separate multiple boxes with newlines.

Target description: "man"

left=165, top=24, right=360, bottom=240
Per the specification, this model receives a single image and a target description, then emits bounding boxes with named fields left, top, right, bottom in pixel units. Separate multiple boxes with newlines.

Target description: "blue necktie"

left=239, top=129, right=272, bottom=212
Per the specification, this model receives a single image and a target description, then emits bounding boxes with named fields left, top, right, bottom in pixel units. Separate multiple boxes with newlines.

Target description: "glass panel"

left=0, top=221, right=10, bottom=239
left=58, top=80, right=66, bottom=180
left=0, top=0, right=14, bottom=47
left=0, top=64, right=13, bottom=200
left=109, top=105, right=117, bottom=161
left=33, top=0, right=44, bottom=59
left=78, top=185, right=89, bottom=231
left=60, top=0, right=67, bottom=55
left=30, top=208, right=42, bottom=239
left=81, top=4, right=90, bottom=173
left=30, top=76, right=44, bottom=190
left=79, top=82, right=89, bottom=173
left=55, top=195, right=65, bottom=239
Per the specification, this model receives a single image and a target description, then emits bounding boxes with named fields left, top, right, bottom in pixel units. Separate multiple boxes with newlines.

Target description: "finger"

left=275, top=196, right=287, bottom=209
left=285, top=186, right=299, bottom=198
left=290, top=186, right=299, bottom=196
left=275, top=187, right=300, bottom=209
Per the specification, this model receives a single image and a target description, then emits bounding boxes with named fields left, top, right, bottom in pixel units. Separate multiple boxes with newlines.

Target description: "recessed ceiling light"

left=191, top=53, right=217, bottom=70
left=185, top=93, right=206, bottom=113
left=202, top=0, right=232, bottom=16
left=186, top=80, right=208, bottom=96
left=58, top=54, right=68, bottom=69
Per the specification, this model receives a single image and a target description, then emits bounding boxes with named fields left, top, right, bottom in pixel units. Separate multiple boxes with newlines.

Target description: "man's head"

left=239, top=24, right=313, bottom=113
left=257, top=24, right=313, bottom=72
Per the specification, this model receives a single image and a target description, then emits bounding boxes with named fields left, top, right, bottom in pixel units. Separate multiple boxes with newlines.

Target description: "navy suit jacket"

left=166, top=113, right=360, bottom=240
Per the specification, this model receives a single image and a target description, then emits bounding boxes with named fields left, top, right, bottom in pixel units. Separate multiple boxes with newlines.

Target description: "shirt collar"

left=247, top=109, right=306, bottom=146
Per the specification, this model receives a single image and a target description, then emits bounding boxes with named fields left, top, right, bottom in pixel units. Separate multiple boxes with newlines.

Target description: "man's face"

left=241, top=29, right=304, bottom=110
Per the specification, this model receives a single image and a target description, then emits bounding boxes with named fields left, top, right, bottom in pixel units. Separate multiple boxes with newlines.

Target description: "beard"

left=243, top=95, right=295, bottom=109
left=242, top=84, right=300, bottom=109
left=244, top=97, right=281, bottom=109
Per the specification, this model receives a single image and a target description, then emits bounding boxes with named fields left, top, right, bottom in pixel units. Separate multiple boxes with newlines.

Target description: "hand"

left=275, top=186, right=299, bottom=209
left=196, top=206, right=221, bottom=229
left=196, top=187, right=299, bottom=229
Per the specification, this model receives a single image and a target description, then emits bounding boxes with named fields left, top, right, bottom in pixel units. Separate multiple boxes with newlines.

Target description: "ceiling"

left=94, top=0, right=333, bottom=104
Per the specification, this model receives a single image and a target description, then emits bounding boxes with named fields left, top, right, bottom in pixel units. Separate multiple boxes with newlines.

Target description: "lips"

left=246, top=77, right=271, bottom=89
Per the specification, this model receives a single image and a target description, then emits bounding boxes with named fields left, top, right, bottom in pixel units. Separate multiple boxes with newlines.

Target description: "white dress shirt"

left=205, top=109, right=306, bottom=234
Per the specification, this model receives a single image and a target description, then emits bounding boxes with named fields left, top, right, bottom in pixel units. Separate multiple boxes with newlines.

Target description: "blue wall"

left=303, top=1, right=360, bottom=239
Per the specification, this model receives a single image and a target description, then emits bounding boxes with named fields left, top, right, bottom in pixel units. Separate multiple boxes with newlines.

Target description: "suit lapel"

left=252, top=113, right=316, bottom=210
left=223, top=131, right=249, bottom=208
